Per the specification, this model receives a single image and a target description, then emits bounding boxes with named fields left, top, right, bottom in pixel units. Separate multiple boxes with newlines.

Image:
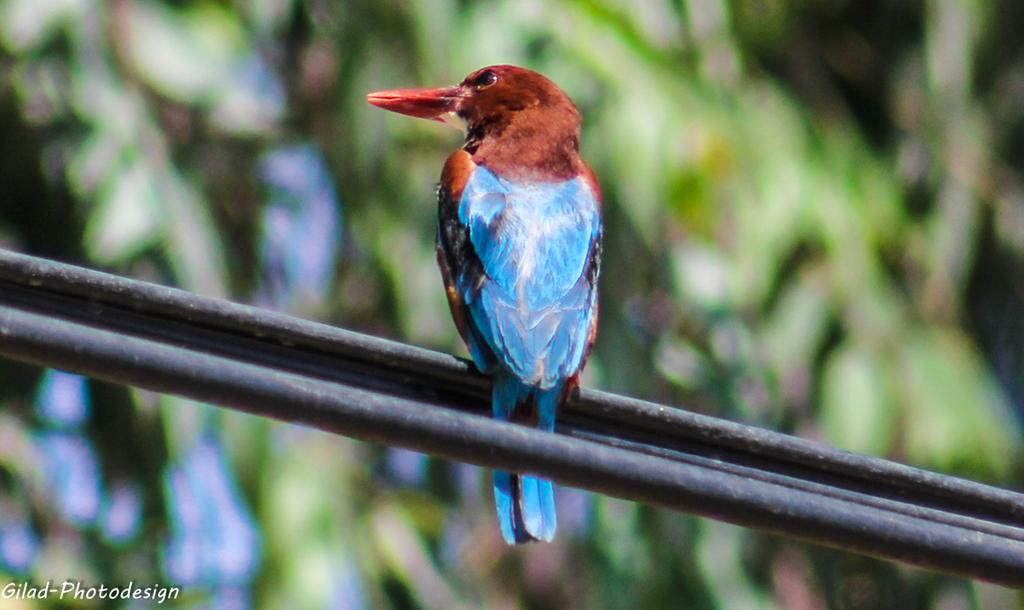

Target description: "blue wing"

left=453, top=166, right=601, bottom=388
left=435, top=159, right=601, bottom=544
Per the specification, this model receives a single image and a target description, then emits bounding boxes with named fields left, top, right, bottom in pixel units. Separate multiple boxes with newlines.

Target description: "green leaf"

left=820, top=341, right=894, bottom=455
left=126, top=1, right=246, bottom=103
left=85, top=159, right=162, bottom=262
left=900, top=328, right=1021, bottom=479
left=0, top=0, right=84, bottom=52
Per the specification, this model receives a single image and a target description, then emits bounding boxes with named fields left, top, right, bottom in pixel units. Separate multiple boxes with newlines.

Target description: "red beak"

left=366, top=86, right=463, bottom=123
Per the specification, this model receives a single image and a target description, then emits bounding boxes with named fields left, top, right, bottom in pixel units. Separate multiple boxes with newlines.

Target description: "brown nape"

left=459, top=66, right=584, bottom=182
left=469, top=107, right=583, bottom=182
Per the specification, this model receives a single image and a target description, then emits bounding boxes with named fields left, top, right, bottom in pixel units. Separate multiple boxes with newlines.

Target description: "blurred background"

left=1, top=0, right=1023, bottom=607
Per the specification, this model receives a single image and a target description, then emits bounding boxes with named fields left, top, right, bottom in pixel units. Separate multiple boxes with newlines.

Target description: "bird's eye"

left=472, top=70, right=498, bottom=89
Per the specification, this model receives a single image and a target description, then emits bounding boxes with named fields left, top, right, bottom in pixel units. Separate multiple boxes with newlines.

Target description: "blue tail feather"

left=492, top=374, right=560, bottom=544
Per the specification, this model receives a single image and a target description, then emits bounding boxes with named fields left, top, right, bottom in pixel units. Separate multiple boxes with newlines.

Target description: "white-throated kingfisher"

left=367, top=65, right=602, bottom=544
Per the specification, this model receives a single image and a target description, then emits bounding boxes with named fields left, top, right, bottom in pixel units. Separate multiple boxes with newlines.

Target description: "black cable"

left=0, top=249, right=1022, bottom=586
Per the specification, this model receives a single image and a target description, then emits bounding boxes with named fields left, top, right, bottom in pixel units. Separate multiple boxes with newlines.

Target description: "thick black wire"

left=0, top=249, right=1022, bottom=586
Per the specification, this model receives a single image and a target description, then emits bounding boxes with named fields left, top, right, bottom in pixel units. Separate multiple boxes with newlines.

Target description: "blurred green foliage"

left=1, top=0, right=1024, bottom=608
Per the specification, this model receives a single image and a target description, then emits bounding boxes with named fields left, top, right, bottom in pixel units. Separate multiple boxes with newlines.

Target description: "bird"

left=367, top=65, right=601, bottom=544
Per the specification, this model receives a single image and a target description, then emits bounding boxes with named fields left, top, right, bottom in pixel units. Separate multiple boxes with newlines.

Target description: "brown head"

left=367, top=65, right=585, bottom=181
